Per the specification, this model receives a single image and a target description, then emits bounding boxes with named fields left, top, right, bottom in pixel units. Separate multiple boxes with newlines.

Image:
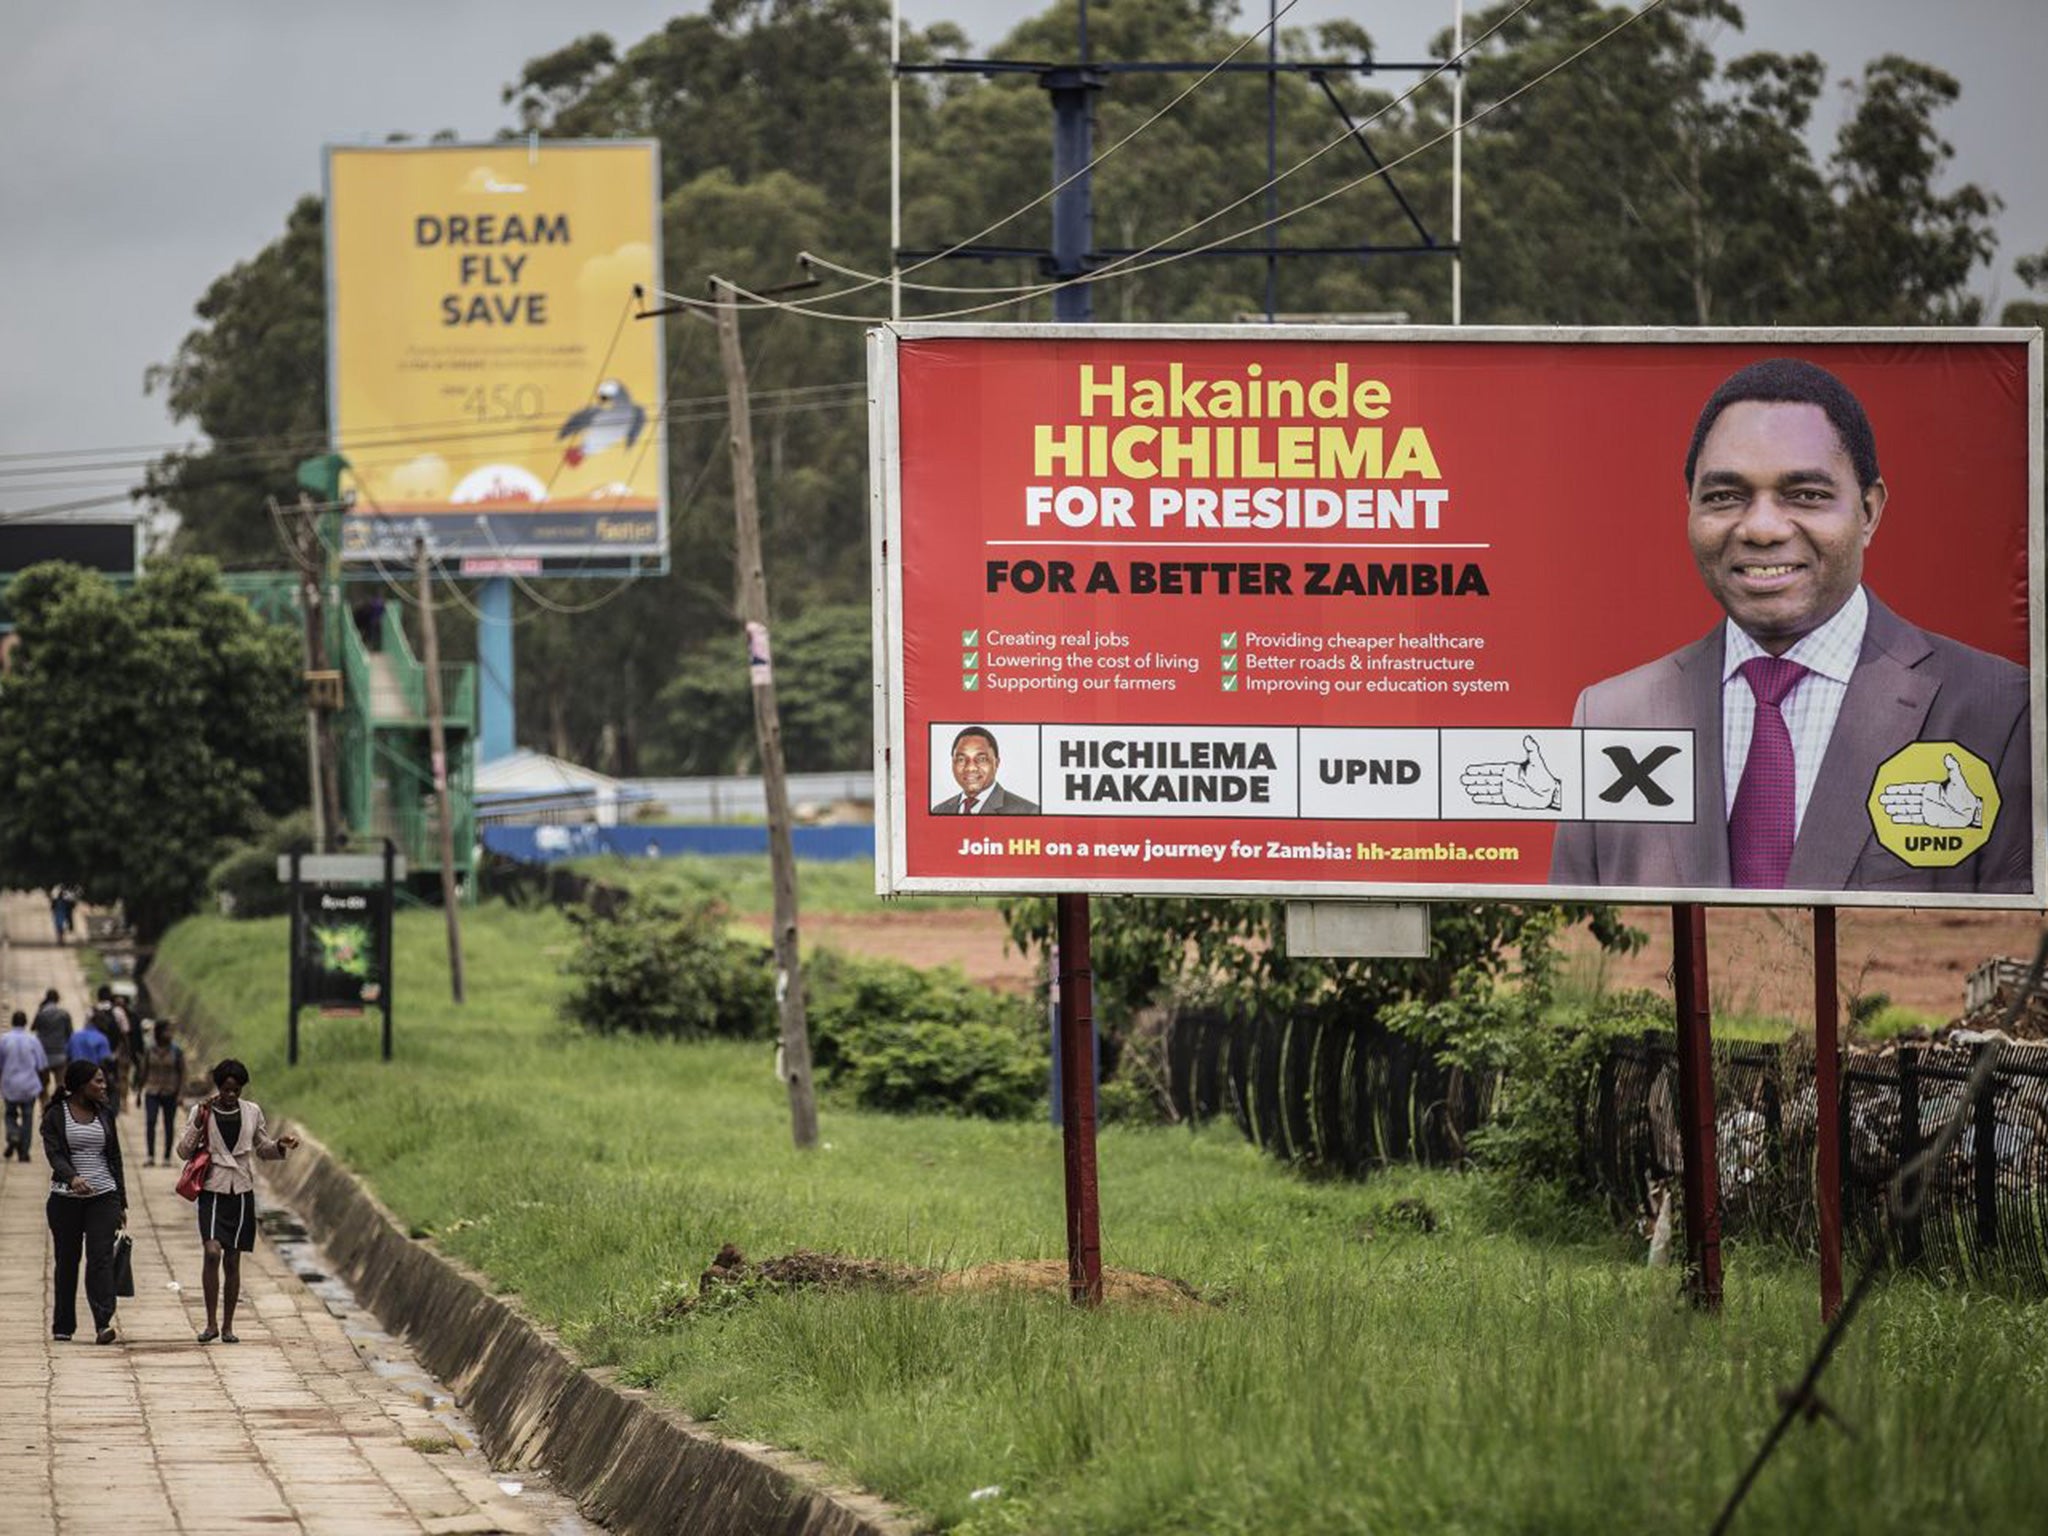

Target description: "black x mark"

left=1599, top=744, right=1682, bottom=806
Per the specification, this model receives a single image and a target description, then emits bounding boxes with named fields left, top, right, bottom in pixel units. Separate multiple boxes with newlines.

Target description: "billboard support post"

left=1056, top=893, right=1104, bottom=1307
left=381, top=838, right=397, bottom=1063
left=1812, top=906, right=1844, bottom=1322
left=1672, top=903, right=1723, bottom=1310
left=287, top=851, right=303, bottom=1068
left=477, top=578, right=515, bottom=765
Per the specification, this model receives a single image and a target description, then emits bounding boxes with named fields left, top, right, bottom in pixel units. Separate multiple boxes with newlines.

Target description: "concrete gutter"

left=150, top=959, right=914, bottom=1536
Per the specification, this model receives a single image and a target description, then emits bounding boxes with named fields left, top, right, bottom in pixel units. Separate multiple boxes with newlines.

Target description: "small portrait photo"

left=929, top=723, right=1041, bottom=815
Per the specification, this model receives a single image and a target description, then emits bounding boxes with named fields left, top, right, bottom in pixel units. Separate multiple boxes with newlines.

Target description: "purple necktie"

left=1728, top=656, right=1809, bottom=889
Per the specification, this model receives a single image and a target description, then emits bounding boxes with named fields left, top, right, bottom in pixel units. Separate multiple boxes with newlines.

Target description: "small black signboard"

left=283, top=843, right=398, bottom=1064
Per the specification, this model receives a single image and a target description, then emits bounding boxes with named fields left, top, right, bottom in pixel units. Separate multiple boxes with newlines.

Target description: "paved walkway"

left=0, top=892, right=558, bottom=1534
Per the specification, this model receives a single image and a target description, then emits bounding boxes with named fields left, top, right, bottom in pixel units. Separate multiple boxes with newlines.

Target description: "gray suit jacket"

left=1550, top=595, right=2032, bottom=894
left=931, top=782, right=1039, bottom=816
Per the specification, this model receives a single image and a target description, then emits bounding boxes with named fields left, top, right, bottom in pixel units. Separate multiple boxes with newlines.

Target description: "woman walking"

left=175, top=1059, right=297, bottom=1344
left=41, top=1059, right=126, bottom=1345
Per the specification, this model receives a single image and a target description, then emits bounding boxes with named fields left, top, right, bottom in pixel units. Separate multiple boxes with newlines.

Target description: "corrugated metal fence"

left=1165, top=1005, right=1492, bottom=1173
left=1588, top=1033, right=2048, bottom=1275
left=1168, top=1007, right=2048, bottom=1279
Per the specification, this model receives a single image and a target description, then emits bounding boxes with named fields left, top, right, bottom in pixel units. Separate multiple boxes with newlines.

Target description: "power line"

left=0, top=381, right=864, bottom=481
left=677, top=0, right=1660, bottom=325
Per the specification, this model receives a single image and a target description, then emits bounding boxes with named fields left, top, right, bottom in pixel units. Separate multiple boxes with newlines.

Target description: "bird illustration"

left=557, top=379, right=647, bottom=466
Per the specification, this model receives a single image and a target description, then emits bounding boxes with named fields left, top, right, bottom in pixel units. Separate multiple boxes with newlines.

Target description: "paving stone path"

left=0, top=891, right=571, bottom=1534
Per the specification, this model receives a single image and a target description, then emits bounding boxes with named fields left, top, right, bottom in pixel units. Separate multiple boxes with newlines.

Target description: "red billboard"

left=870, top=326, right=2043, bottom=907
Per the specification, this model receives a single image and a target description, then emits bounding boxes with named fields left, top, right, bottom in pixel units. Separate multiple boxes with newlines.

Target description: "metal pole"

left=381, top=838, right=396, bottom=1063
left=414, top=539, right=466, bottom=1004
left=1812, top=905, right=1843, bottom=1322
left=712, top=278, right=819, bottom=1151
left=1671, top=903, right=1723, bottom=1310
left=1265, top=0, right=1278, bottom=322
left=1056, top=893, right=1103, bottom=1307
left=1047, top=55, right=1104, bottom=1306
left=890, top=0, right=902, bottom=322
left=1450, top=0, right=1465, bottom=325
left=1044, top=65, right=1102, bottom=320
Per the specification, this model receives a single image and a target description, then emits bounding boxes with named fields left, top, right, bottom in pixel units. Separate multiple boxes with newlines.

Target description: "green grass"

left=156, top=903, right=2048, bottom=1535
left=567, top=853, right=988, bottom=917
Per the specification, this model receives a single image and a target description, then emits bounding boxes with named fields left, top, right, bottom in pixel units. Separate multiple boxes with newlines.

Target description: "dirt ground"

left=753, top=903, right=2044, bottom=1028
left=1564, top=906, right=2044, bottom=1025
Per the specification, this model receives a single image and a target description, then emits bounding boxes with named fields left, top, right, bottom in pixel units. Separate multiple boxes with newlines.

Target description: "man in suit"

left=1551, top=357, right=2031, bottom=893
left=931, top=726, right=1039, bottom=815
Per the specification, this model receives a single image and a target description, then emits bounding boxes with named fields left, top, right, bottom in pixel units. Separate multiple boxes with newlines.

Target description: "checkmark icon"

left=1220, top=631, right=1238, bottom=649
left=1221, top=654, right=1238, bottom=673
left=961, top=627, right=979, bottom=646
left=962, top=651, right=979, bottom=669
left=1222, top=674, right=1239, bottom=693
left=962, top=672, right=980, bottom=691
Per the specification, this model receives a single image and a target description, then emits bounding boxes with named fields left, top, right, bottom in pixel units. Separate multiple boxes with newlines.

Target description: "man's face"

left=951, top=736, right=999, bottom=796
left=1687, top=401, right=1885, bottom=655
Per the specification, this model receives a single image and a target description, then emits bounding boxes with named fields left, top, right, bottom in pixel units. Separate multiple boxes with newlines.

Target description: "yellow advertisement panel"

left=326, top=141, right=664, bottom=570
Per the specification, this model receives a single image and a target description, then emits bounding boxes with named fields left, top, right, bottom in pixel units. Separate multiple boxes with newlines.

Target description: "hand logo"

left=1461, top=735, right=1564, bottom=812
left=1878, top=753, right=1984, bottom=830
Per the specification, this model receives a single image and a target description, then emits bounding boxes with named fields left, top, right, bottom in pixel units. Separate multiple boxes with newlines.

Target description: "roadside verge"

left=149, top=950, right=910, bottom=1536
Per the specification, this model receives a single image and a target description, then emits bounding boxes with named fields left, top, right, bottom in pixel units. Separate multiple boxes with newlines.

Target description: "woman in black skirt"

left=175, top=1058, right=297, bottom=1343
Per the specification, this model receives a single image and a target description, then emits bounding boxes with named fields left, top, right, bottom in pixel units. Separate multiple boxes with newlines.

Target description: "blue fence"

left=481, top=823, right=876, bottom=864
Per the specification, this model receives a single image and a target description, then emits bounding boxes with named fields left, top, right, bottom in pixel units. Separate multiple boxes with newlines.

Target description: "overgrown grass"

left=566, top=853, right=985, bottom=917
left=155, top=904, right=2048, bottom=1534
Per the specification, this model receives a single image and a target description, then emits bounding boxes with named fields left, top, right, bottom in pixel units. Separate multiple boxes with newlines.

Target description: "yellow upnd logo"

left=1868, top=741, right=1999, bottom=868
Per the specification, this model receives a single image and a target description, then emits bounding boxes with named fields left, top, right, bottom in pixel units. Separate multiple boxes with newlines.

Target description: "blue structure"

left=477, top=577, right=516, bottom=764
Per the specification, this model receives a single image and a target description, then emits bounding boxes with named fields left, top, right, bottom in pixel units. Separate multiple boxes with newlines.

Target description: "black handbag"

left=112, top=1232, right=135, bottom=1298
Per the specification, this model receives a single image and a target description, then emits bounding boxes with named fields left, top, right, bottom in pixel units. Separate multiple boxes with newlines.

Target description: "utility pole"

left=413, top=538, right=466, bottom=1004
left=276, top=496, right=340, bottom=850
left=712, top=276, right=819, bottom=1151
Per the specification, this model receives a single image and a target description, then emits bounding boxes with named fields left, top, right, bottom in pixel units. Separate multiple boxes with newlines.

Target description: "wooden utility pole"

left=276, top=497, right=342, bottom=850
left=413, top=539, right=466, bottom=1004
left=713, top=277, right=818, bottom=1150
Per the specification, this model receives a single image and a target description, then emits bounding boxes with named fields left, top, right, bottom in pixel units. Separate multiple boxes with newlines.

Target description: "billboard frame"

left=323, top=138, right=668, bottom=579
left=870, top=322, right=2046, bottom=909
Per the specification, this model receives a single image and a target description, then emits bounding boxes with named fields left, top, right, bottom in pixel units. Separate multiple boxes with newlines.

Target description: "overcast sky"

left=2, top=0, right=2040, bottom=509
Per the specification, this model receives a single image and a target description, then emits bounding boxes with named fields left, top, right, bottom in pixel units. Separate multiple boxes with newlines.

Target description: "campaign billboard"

left=871, top=325, right=2044, bottom=908
left=326, top=141, right=665, bottom=574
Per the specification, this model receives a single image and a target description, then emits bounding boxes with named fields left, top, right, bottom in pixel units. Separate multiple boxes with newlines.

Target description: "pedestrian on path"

left=176, top=1059, right=297, bottom=1344
left=31, top=989, right=70, bottom=1102
left=140, top=1020, right=186, bottom=1167
left=48, top=887, right=75, bottom=946
left=42, top=1058, right=127, bottom=1345
left=85, top=990, right=128, bottom=1111
left=2, top=1010, right=50, bottom=1159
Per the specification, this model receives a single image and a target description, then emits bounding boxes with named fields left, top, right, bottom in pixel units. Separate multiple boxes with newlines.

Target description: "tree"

left=147, top=0, right=2010, bottom=768
left=2001, top=246, right=2048, bottom=330
left=654, top=601, right=873, bottom=773
left=0, top=559, right=303, bottom=938
left=144, top=196, right=327, bottom=567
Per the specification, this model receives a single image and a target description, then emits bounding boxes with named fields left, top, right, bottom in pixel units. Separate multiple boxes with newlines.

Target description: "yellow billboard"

left=326, top=141, right=664, bottom=571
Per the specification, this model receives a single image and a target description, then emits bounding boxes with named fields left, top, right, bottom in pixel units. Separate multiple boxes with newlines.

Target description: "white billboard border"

left=869, top=322, right=2046, bottom=910
left=322, top=138, right=669, bottom=576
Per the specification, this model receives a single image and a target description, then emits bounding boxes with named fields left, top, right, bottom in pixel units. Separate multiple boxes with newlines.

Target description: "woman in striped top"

left=40, top=1058, right=127, bottom=1344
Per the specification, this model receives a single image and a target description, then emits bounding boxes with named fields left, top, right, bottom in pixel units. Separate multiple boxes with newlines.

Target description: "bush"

left=805, top=949, right=1046, bottom=1119
left=561, top=897, right=774, bottom=1040
left=208, top=811, right=316, bottom=920
left=1388, top=982, right=1672, bottom=1192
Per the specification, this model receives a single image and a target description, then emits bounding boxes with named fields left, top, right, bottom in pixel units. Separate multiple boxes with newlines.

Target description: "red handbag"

left=175, top=1105, right=211, bottom=1202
